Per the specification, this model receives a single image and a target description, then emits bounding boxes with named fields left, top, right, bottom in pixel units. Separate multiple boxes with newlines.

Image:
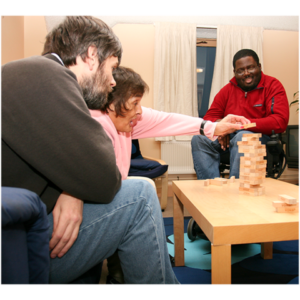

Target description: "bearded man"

left=191, top=49, right=289, bottom=179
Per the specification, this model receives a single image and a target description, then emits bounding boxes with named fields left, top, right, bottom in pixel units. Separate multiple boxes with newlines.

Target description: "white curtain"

left=153, top=22, right=197, bottom=141
left=209, top=25, right=264, bottom=107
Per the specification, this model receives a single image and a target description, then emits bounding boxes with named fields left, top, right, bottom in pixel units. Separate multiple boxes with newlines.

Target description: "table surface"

left=172, top=178, right=299, bottom=245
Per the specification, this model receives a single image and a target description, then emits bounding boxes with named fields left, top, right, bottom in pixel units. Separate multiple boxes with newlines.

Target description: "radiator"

left=161, top=141, right=196, bottom=174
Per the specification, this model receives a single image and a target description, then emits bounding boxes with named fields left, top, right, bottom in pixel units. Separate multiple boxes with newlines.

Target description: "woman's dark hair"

left=42, top=16, right=122, bottom=67
left=103, top=66, right=149, bottom=117
left=233, top=49, right=260, bottom=69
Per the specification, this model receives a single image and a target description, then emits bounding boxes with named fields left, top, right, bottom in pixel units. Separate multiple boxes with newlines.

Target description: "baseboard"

left=278, top=167, right=299, bottom=185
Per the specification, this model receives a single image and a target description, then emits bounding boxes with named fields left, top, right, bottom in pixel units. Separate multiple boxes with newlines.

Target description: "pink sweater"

left=90, top=107, right=217, bottom=179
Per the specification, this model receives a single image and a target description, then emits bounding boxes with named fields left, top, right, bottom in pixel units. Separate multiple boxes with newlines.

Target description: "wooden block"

left=240, top=175, right=265, bottom=180
left=240, top=168, right=266, bottom=175
left=237, top=140, right=261, bottom=146
left=272, top=200, right=287, bottom=208
left=242, top=137, right=260, bottom=142
left=229, top=176, right=235, bottom=182
left=239, top=178, right=266, bottom=185
left=240, top=159, right=266, bottom=166
left=239, top=178, right=264, bottom=185
left=240, top=164, right=267, bottom=170
left=272, top=200, right=300, bottom=207
left=214, top=178, right=228, bottom=184
left=241, top=156, right=266, bottom=162
left=240, top=183, right=262, bottom=189
left=239, top=173, right=264, bottom=178
left=242, top=133, right=262, bottom=138
left=244, top=151, right=266, bottom=157
left=242, top=122, right=256, bottom=129
left=278, top=194, right=297, bottom=205
left=272, top=200, right=300, bottom=213
left=239, top=186, right=265, bottom=193
left=238, top=147, right=266, bottom=154
left=204, top=179, right=210, bottom=186
left=239, top=184, right=263, bottom=190
left=239, top=144, right=265, bottom=150
left=209, top=179, right=224, bottom=186
left=275, top=205, right=299, bottom=213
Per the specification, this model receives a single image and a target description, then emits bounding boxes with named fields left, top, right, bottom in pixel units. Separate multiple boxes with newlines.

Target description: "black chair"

left=219, top=131, right=286, bottom=179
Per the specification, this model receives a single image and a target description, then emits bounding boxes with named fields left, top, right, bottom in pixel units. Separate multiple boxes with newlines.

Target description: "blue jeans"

left=191, top=130, right=271, bottom=179
left=47, top=179, right=179, bottom=284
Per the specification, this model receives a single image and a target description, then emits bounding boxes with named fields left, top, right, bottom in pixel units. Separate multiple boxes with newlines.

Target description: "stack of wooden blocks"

left=238, top=133, right=267, bottom=196
left=273, top=195, right=299, bottom=213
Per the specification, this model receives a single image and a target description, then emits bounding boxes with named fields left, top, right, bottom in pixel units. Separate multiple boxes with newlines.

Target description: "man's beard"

left=80, top=66, right=112, bottom=110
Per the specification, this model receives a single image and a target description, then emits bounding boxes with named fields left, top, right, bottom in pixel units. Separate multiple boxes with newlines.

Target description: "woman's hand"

left=49, top=191, right=84, bottom=259
left=214, top=114, right=250, bottom=136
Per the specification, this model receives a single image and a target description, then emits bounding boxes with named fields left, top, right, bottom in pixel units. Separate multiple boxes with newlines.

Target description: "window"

left=196, top=39, right=216, bottom=118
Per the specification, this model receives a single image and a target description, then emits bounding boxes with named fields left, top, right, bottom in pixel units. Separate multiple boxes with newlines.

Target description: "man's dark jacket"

left=2, top=55, right=121, bottom=213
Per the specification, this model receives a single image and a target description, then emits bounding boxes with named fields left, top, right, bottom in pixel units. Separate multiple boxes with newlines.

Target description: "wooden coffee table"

left=172, top=178, right=299, bottom=284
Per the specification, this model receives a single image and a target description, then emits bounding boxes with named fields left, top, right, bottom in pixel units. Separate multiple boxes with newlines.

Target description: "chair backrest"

left=131, top=139, right=143, bottom=159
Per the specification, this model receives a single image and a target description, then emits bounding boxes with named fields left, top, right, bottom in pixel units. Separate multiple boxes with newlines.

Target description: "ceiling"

left=45, top=16, right=299, bottom=33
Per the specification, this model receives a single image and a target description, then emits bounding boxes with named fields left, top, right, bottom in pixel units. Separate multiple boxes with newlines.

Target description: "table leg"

left=211, top=244, right=231, bottom=284
left=173, top=194, right=184, bottom=266
left=261, top=242, right=273, bottom=259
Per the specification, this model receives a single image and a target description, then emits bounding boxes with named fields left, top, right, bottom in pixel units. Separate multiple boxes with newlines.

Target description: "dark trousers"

left=2, top=187, right=50, bottom=284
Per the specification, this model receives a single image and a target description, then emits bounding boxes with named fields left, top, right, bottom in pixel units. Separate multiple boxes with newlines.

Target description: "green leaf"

left=290, top=100, right=299, bottom=106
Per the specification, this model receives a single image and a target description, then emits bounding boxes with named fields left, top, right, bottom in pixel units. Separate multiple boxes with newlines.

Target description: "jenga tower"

left=238, top=133, right=267, bottom=196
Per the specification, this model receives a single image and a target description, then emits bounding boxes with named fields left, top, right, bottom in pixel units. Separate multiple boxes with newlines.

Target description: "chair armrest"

left=143, top=155, right=167, bottom=165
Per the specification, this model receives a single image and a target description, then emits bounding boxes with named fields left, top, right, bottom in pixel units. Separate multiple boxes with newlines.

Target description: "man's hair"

left=103, top=66, right=149, bottom=117
left=42, top=16, right=122, bottom=67
left=232, top=49, right=260, bottom=69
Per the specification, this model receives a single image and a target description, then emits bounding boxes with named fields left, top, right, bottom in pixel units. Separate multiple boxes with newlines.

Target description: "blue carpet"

left=167, top=233, right=261, bottom=270
left=164, top=217, right=299, bottom=284
left=288, top=276, right=299, bottom=284
left=240, top=253, right=298, bottom=275
left=273, top=240, right=298, bottom=252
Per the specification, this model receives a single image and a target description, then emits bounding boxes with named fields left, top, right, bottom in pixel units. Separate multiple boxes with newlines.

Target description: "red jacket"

left=204, top=72, right=289, bottom=135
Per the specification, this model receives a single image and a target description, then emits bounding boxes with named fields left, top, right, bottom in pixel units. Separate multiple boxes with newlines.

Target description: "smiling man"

left=191, top=49, right=289, bottom=180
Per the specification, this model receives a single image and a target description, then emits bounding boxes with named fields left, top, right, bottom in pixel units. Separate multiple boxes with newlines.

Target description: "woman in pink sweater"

left=90, top=66, right=250, bottom=180
left=60, top=66, right=250, bottom=284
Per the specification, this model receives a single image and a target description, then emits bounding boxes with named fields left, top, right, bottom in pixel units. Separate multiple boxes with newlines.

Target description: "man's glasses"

left=235, top=65, right=257, bottom=76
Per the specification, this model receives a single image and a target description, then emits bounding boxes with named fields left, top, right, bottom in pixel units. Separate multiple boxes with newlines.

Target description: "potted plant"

left=290, top=91, right=299, bottom=111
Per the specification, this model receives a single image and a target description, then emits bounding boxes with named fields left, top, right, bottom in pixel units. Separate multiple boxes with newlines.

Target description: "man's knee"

left=230, top=130, right=254, bottom=148
left=233, top=131, right=246, bottom=141
left=191, top=135, right=206, bottom=151
left=121, top=179, right=158, bottom=203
